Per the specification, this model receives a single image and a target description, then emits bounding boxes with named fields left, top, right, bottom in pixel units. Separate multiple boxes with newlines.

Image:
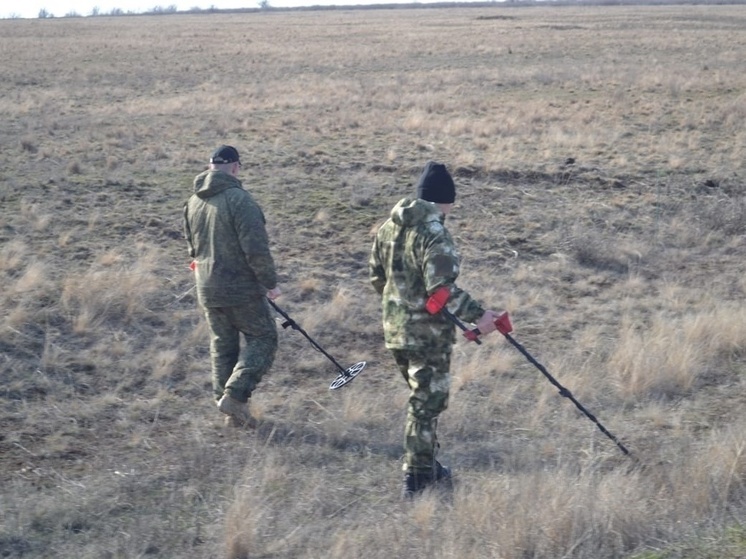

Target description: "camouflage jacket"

left=369, top=197, right=485, bottom=351
left=183, top=170, right=277, bottom=307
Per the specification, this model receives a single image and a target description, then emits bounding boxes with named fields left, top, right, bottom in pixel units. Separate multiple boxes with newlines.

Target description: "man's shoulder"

left=374, top=216, right=448, bottom=246
left=222, top=184, right=258, bottom=205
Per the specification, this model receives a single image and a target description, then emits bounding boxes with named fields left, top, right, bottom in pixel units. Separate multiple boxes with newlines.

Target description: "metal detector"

left=425, top=286, right=483, bottom=345
left=267, top=299, right=366, bottom=390
left=426, top=286, right=631, bottom=457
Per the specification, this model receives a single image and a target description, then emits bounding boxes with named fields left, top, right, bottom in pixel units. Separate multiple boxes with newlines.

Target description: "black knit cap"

left=415, top=161, right=456, bottom=204
left=210, top=145, right=240, bottom=165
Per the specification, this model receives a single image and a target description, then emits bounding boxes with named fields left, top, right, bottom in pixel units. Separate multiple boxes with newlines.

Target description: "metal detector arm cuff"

left=426, top=286, right=483, bottom=344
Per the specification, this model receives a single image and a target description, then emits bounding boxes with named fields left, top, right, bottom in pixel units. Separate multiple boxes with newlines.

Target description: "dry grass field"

left=1, top=4, right=745, bottom=558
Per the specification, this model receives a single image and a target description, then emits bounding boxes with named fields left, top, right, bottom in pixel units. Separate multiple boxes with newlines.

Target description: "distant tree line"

left=35, top=4, right=183, bottom=18
left=18, top=0, right=746, bottom=20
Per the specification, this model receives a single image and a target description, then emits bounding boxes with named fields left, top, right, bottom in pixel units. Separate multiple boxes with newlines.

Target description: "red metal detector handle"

left=494, top=311, right=513, bottom=335
left=426, top=287, right=482, bottom=344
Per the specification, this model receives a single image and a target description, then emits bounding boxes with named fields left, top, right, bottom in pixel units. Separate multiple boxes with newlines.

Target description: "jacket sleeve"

left=183, top=201, right=195, bottom=258
left=369, top=237, right=386, bottom=296
left=233, top=193, right=277, bottom=290
left=422, top=225, right=484, bottom=324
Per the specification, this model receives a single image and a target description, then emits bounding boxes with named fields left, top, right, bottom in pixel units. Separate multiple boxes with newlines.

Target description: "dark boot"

left=433, top=460, right=453, bottom=491
left=402, top=460, right=454, bottom=500
left=401, top=470, right=433, bottom=500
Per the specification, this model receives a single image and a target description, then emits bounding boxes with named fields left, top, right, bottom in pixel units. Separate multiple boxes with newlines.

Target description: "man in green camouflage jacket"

left=369, top=160, right=503, bottom=498
left=184, top=145, right=281, bottom=428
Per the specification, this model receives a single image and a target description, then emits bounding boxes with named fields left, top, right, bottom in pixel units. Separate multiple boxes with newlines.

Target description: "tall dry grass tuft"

left=60, top=244, right=164, bottom=333
left=224, top=449, right=353, bottom=559
left=609, top=301, right=746, bottom=400
left=0, top=241, right=58, bottom=340
left=19, top=200, right=52, bottom=232
left=609, top=314, right=705, bottom=400
left=0, top=239, right=34, bottom=279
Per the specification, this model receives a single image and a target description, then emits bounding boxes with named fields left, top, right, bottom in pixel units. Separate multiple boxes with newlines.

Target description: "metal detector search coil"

left=267, top=299, right=367, bottom=391
left=329, top=361, right=367, bottom=390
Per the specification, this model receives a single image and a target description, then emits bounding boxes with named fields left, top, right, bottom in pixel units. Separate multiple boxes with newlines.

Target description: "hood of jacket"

left=193, top=169, right=242, bottom=199
left=390, top=197, right=445, bottom=228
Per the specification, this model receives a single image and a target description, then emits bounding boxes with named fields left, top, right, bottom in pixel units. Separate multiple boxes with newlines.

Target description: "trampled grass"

left=1, top=4, right=745, bottom=559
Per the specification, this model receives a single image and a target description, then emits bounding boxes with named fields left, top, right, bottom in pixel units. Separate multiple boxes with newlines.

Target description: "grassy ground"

left=1, top=5, right=745, bottom=558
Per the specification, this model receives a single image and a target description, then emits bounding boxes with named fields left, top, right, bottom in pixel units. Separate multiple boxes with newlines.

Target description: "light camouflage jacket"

left=183, top=170, right=276, bottom=307
left=369, top=197, right=484, bottom=351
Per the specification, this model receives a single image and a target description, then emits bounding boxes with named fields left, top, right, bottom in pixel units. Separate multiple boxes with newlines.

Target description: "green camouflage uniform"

left=369, top=197, right=484, bottom=475
left=183, top=169, right=278, bottom=403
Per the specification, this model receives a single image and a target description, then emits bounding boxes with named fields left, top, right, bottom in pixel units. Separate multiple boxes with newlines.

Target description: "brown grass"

left=1, top=4, right=746, bottom=559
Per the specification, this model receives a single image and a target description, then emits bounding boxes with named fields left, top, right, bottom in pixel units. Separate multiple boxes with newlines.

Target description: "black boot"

left=401, top=470, right=433, bottom=500
left=433, top=460, right=453, bottom=491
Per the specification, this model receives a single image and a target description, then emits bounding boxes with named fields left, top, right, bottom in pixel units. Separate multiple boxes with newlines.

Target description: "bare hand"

left=475, top=310, right=502, bottom=336
left=267, top=286, right=281, bottom=300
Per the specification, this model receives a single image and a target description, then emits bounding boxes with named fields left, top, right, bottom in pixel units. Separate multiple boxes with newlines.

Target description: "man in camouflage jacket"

left=369, top=161, right=502, bottom=498
left=184, top=145, right=281, bottom=428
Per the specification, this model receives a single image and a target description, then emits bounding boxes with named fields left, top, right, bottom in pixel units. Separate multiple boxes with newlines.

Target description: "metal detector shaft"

left=502, top=332, right=630, bottom=456
left=267, top=299, right=348, bottom=374
left=442, top=308, right=482, bottom=345
left=267, top=299, right=367, bottom=390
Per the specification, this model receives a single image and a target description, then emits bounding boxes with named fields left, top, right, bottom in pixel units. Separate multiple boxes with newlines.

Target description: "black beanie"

left=416, top=161, right=456, bottom=204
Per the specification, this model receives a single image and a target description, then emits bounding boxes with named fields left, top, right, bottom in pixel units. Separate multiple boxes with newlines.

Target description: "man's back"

left=185, top=169, right=276, bottom=307
left=370, top=197, right=460, bottom=350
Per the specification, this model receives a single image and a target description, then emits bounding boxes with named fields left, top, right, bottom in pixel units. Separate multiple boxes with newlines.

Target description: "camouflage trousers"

left=391, top=348, right=451, bottom=475
left=202, top=298, right=278, bottom=404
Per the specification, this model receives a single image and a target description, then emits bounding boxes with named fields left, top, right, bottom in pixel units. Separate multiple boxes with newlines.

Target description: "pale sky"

left=2, top=0, right=391, bottom=19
